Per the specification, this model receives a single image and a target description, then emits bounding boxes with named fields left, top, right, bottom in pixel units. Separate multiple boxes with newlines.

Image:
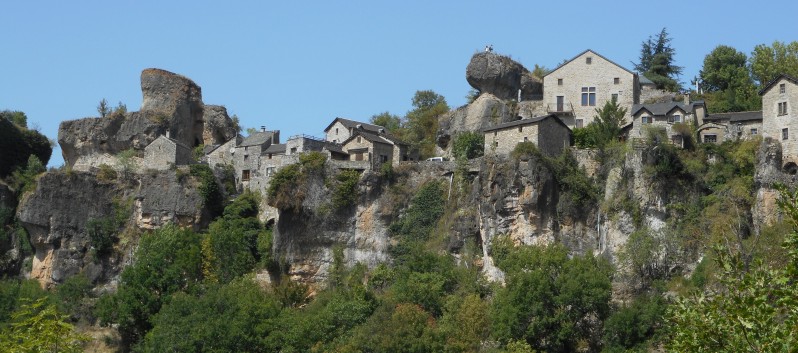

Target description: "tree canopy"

left=750, top=40, right=798, bottom=85
left=698, top=45, right=760, bottom=113
left=635, top=28, right=682, bottom=91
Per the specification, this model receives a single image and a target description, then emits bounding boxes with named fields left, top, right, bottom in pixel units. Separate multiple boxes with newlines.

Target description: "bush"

left=452, top=131, right=484, bottom=159
left=190, top=164, right=224, bottom=216
left=331, top=170, right=361, bottom=210
left=389, top=181, right=445, bottom=241
left=96, top=163, right=117, bottom=182
left=510, top=141, right=540, bottom=160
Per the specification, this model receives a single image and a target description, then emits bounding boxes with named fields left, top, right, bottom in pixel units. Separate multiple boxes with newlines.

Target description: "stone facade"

left=543, top=50, right=639, bottom=128
left=143, top=135, right=193, bottom=170
left=761, top=75, right=798, bottom=166
left=206, top=135, right=242, bottom=169
left=342, top=132, right=395, bottom=169
left=629, top=102, right=706, bottom=147
left=483, top=114, right=571, bottom=157
left=233, top=130, right=279, bottom=187
left=699, top=111, right=763, bottom=144
left=324, top=118, right=385, bottom=144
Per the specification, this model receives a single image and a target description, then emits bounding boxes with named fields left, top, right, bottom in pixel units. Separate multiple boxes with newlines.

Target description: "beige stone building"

left=698, top=111, right=762, bottom=144
left=629, top=101, right=706, bottom=146
left=483, top=114, right=571, bottom=157
left=143, top=134, right=193, bottom=170
left=324, top=117, right=386, bottom=144
left=543, top=49, right=640, bottom=129
left=341, top=129, right=410, bottom=169
left=760, top=74, right=798, bottom=167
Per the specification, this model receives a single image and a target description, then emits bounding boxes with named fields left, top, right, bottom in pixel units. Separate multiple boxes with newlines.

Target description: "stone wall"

left=543, top=50, right=637, bottom=128
left=484, top=124, right=539, bottom=156
left=630, top=111, right=692, bottom=140
left=762, top=78, right=798, bottom=165
left=537, top=118, right=570, bottom=157
left=326, top=121, right=352, bottom=143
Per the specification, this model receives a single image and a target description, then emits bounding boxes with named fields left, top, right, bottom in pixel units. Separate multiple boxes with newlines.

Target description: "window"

left=557, top=78, right=563, bottom=86
left=751, top=128, right=758, bottom=135
left=671, top=135, right=683, bottom=146
left=244, top=154, right=249, bottom=160
left=641, top=116, right=651, bottom=124
left=611, top=93, right=618, bottom=102
left=581, top=87, right=596, bottom=106
left=586, top=57, right=592, bottom=64
left=357, top=136, right=362, bottom=143
left=523, top=136, right=529, bottom=142
left=290, top=147, right=297, bottom=154
left=668, top=115, right=681, bottom=124
left=614, top=77, right=620, bottom=84
left=779, top=102, right=789, bottom=116
left=354, top=152, right=363, bottom=161
left=336, top=128, right=339, bottom=134
left=518, top=126, right=523, bottom=132
left=781, top=83, right=786, bottom=94
left=242, top=170, right=251, bottom=181
left=266, top=167, right=275, bottom=176
left=268, top=153, right=273, bottom=159
left=704, top=134, right=717, bottom=143
left=381, top=155, right=389, bottom=163
left=575, top=119, right=584, bottom=128
left=784, top=128, right=789, bottom=140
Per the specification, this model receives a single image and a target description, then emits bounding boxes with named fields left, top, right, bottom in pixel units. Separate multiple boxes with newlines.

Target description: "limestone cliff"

left=16, top=170, right=210, bottom=288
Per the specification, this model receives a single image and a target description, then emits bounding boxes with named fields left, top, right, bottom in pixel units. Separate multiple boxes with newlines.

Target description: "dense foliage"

left=635, top=28, right=682, bottom=91
left=0, top=113, right=52, bottom=179
left=368, top=90, right=450, bottom=159
left=452, top=131, right=485, bottom=160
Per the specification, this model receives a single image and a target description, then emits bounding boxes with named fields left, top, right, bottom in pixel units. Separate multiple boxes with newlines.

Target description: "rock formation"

left=16, top=171, right=209, bottom=287
left=202, top=105, right=238, bottom=146
left=59, top=69, right=208, bottom=171
left=466, top=52, right=542, bottom=101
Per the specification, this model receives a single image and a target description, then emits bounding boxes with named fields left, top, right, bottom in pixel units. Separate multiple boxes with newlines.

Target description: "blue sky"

left=3, top=1, right=798, bottom=167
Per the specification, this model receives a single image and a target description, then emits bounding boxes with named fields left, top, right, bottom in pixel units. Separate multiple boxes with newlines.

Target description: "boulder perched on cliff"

left=59, top=69, right=206, bottom=170
left=0, top=117, right=52, bottom=177
left=202, top=105, right=238, bottom=145
left=466, top=52, right=542, bottom=101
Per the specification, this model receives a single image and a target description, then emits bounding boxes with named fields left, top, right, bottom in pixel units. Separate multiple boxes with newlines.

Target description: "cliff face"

left=16, top=170, right=209, bottom=288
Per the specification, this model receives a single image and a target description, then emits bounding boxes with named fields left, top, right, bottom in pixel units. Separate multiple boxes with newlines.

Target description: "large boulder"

left=202, top=105, right=238, bottom=146
left=59, top=69, right=206, bottom=170
left=466, top=52, right=542, bottom=101
left=140, top=68, right=204, bottom=147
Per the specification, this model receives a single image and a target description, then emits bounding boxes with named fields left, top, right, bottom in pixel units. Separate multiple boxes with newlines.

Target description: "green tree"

left=452, top=131, right=484, bottom=160
left=97, top=98, right=110, bottom=118
left=491, top=242, right=612, bottom=353
left=96, top=225, right=203, bottom=347
left=0, top=297, right=89, bottom=353
left=0, top=110, right=28, bottom=128
left=666, top=185, right=798, bottom=351
left=405, top=90, right=449, bottom=159
left=699, top=45, right=760, bottom=112
left=750, top=40, right=798, bottom=85
left=117, top=149, right=138, bottom=178
left=137, top=278, right=281, bottom=353
left=369, top=111, right=402, bottom=133
left=531, top=64, right=550, bottom=79
left=590, top=97, right=627, bottom=148
left=635, top=28, right=682, bottom=91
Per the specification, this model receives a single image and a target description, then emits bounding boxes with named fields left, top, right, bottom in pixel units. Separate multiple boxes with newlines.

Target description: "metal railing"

left=287, top=134, right=326, bottom=143
left=546, top=101, right=575, bottom=115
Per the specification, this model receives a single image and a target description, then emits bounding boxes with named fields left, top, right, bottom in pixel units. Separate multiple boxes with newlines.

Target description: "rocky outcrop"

left=436, top=94, right=546, bottom=153
left=466, top=52, right=542, bottom=101
left=753, top=137, right=794, bottom=233
left=16, top=170, right=209, bottom=288
left=202, top=105, right=237, bottom=146
left=59, top=69, right=205, bottom=171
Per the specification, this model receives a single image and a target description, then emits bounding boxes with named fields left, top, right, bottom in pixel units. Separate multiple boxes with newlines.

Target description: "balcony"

left=546, top=101, right=575, bottom=116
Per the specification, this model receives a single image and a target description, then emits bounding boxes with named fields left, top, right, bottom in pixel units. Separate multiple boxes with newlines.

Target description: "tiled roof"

left=631, top=102, right=688, bottom=116
left=239, top=131, right=274, bottom=147
left=263, top=143, right=286, bottom=154
left=482, top=114, right=570, bottom=132
left=324, top=117, right=385, bottom=134
left=758, top=74, right=798, bottom=95
left=704, top=111, right=763, bottom=122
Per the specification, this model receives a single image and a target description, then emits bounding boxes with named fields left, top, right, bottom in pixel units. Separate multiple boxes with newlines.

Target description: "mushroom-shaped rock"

left=140, top=68, right=205, bottom=147
left=466, top=52, right=542, bottom=101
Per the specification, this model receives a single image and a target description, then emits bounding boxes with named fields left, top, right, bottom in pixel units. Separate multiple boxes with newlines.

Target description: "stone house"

left=285, top=135, right=348, bottom=160
left=483, top=114, right=571, bottom=157
left=205, top=135, right=243, bottom=168
left=698, top=111, right=762, bottom=144
left=324, top=117, right=386, bottom=144
left=629, top=101, right=706, bottom=146
left=233, top=130, right=280, bottom=187
left=760, top=74, right=798, bottom=167
left=340, top=128, right=411, bottom=169
left=543, top=49, right=640, bottom=129
left=143, top=134, right=193, bottom=170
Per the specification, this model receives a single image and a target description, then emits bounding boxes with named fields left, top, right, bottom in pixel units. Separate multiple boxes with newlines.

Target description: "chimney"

left=684, top=93, right=690, bottom=105
left=261, top=126, right=266, bottom=132
left=166, top=128, right=170, bottom=139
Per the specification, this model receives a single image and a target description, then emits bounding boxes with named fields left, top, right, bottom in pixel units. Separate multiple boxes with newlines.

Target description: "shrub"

left=452, top=131, right=484, bottom=159
left=190, top=164, right=224, bottom=216
left=510, top=141, right=540, bottom=160
left=96, top=163, right=117, bottom=182
left=331, top=170, right=361, bottom=210
left=86, top=217, right=117, bottom=260
left=389, top=181, right=445, bottom=241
